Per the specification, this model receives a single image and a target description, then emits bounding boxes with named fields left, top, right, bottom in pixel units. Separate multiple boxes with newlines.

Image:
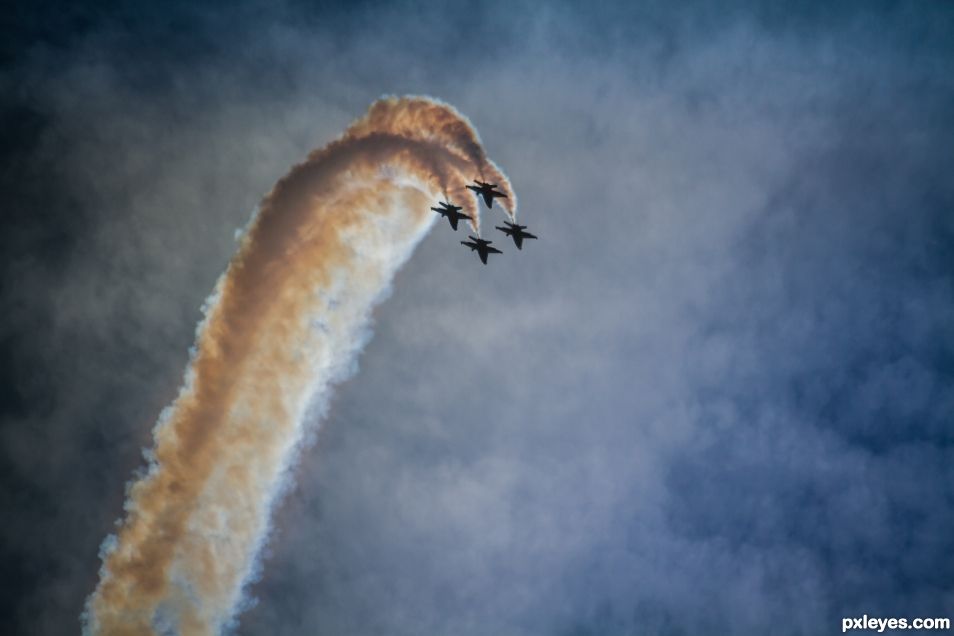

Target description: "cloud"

left=2, top=2, right=953, bottom=635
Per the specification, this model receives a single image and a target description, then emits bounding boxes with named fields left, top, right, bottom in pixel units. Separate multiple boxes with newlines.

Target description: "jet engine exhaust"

left=83, top=96, right=515, bottom=636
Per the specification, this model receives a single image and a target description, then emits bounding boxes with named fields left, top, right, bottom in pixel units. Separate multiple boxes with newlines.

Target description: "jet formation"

left=430, top=180, right=537, bottom=265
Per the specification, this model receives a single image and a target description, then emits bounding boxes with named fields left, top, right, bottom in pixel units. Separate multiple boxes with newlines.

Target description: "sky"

left=2, top=1, right=953, bottom=634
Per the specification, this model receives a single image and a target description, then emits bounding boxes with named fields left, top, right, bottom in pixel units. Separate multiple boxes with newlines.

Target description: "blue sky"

left=1, top=2, right=952, bottom=634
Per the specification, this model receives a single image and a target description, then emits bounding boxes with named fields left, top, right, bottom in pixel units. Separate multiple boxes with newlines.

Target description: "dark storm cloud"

left=2, top=1, right=952, bottom=635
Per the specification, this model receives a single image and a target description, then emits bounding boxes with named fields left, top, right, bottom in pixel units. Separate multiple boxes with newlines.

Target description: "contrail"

left=83, top=96, right=516, bottom=635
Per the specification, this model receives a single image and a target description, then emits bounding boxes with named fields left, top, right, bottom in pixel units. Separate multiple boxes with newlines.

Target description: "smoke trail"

left=84, top=96, right=515, bottom=635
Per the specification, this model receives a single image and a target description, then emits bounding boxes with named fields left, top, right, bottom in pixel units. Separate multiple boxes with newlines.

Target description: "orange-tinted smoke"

left=84, top=96, right=514, bottom=635
left=351, top=96, right=517, bottom=226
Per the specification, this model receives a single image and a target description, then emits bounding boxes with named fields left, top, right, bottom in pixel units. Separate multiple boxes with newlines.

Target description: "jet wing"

left=484, top=191, right=507, bottom=207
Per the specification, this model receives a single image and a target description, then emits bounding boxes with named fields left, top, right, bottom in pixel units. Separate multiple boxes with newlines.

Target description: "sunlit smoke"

left=84, top=96, right=514, bottom=636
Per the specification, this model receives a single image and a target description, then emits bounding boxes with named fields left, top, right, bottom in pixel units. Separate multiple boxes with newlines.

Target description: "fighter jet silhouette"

left=431, top=201, right=472, bottom=231
left=495, top=221, right=537, bottom=249
left=460, top=235, right=503, bottom=264
left=466, top=180, right=508, bottom=208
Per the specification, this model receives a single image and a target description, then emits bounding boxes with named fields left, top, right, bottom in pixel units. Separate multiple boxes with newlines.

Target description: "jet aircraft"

left=495, top=221, right=538, bottom=249
left=466, top=180, right=508, bottom=208
left=431, top=201, right=472, bottom=231
left=460, top=235, right=503, bottom=264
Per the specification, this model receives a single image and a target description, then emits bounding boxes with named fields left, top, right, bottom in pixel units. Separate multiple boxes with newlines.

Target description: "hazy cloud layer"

left=2, top=2, right=952, bottom=634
